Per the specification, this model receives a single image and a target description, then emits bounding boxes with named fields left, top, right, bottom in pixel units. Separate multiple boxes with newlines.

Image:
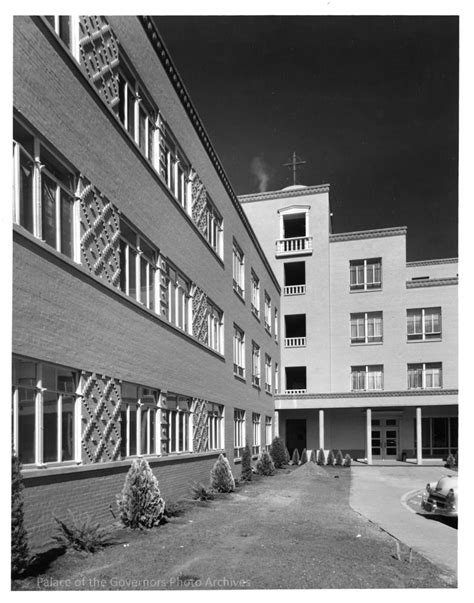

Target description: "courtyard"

left=13, top=463, right=457, bottom=590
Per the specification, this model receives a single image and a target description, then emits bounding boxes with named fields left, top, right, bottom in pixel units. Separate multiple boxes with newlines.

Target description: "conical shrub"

left=270, top=436, right=287, bottom=468
left=12, top=451, right=30, bottom=578
left=309, top=449, right=317, bottom=463
left=317, top=448, right=326, bottom=466
left=446, top=453, right=455, bottom=469
left=284, top=447, right=291, bottom=464
left=210, top=454, right=235, bottom=492
left=256, top=450, right=275, bottom=476
left=327, top=450, right=335, bottom=466
left=335, top=450, right=344, bottom=466
left=117, top=458, right=165, bottom=529
left=291, top=447, right=300, bottom=465
left=241, top=443, right=252, bottom=481
left=343, top=454, right=352, bottom=467
left=300, top=448, right=307, bottom=464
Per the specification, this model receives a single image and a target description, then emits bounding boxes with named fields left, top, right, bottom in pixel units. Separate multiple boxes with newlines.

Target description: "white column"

left=416, top=407, right=422, bottom=465
left=366, top=408, right=372, bottom=465
left=319, top=409, right=325, bottom=449
left=274, top=411, right=279, bottom=437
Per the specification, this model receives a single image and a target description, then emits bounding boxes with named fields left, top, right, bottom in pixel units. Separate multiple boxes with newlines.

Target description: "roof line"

left=406, top=257, right=458, bottom=266
left=239, top=184, right=330, bottom=203
left=139, top=16, right=280, bottom=293
left=329, top=226, right=407, bottom=242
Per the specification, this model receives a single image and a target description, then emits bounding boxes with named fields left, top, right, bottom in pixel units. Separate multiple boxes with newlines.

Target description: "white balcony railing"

left=276, top=236, right=313, bottom=256
left=284, top=284, right=306, bottom=296
left=284, top=337, right=307, bottom=348
left=285, top=389, right=307, bottom=395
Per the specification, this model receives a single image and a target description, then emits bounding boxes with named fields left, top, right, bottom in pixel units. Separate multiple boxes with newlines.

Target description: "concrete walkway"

left=350, top=465, right=457, bottom=575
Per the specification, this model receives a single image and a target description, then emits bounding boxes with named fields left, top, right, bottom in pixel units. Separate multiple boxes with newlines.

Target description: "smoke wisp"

left=250, top=157, right=270, bottom=192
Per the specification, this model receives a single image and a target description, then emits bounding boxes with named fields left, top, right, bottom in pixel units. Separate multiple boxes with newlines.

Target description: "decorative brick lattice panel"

left=81, top=373, right=121, bottom=463
left=191, top=174, right=209, bottom=237
left=79, top=16, right=120, bottom=111
left=192, top=286, right=209, bottom=344
left=192, top=398, right=208, bottom=453
left=80, top=182, right=121, bottom=287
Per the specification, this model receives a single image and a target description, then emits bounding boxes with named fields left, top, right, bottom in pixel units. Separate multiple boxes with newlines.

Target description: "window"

left=118, top=66, right=156, bottom=163
left=265, top=416, right=273, bottom=451
left=408, top=363, right=442, bottom=389
left=275, top=362, right=279, bottom=394
left=164, top=394, right=192, bottom=454
left=119, top=219, right=157, bottom=311
left=252, top=413, right=261, bottom=455
left=167, top=265, right=191, bottom=333
left=234, top=409, right=246, bottom=458
left=350, top=258, right=382, bottom=291
left=252, top=342, right=261, bottom=387
left=350, top=312, right=383, bottom=344
left=207, top=403, right=224, bottom=450
left=160, top=132, right=190, bottom=210
left=232, top=241, right=245, bottom=297
left=13, top=119, right=77, bottom=260
left=12, top=357, right=77, bottom=465
left=205, top=200, right=223, bottom=256
left=251, top=271, right=260, bottom=317
left=120, top=384, right=159, bottom=457
left=274, top=307, right=279, bottom=342
left=264, top=292, right=272, bottom=333
left=351, top=365, right=384, bottom=391
left=265, top=354, right=272, bottom=393
left=285, top=366, right=307, bottom=393
left=233, top=325, right=245, bottom=378
left=208, top=301, right=224, bottom=353
left=407, top=308, right=442, bottom=341
left=414, top=416, right=458, bottom=457
left=44, top=16, right=79, bottom=57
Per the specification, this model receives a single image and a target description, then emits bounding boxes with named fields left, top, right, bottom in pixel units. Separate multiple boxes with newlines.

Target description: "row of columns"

left=276, top=407, right=424, bottom=465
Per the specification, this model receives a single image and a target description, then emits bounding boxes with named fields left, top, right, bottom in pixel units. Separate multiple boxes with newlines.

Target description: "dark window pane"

left=61, top=396, right=74, bottom=461
left=129, top=406, right=136, bottom=455
left=60, top=190, right=74, bottom=258
left=43, top=393, right=58, bottom=463
left=120, top=409, right=127, bottom=457
left=59, top=16, right=71, bottom=47
left=18, top=391, right=35, bottom=464
left=19, top=150, right=34, bottom=233
left=41, top=173, right=57, bottom=248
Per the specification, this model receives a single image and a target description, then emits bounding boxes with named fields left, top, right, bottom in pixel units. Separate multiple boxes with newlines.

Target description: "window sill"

left=252, top=382, right=261, bottom=391
left=349, top=287, right=383, bottom=294
left=406, top=338, right=442, bottom=344
left=265, top=389, right=273, bottom=396
left=351, top=389, right=384, bottom=393
left=233, top=287, right=246, bottom=304
left=251, top=308, right=261, bottom=322
left=234, top=372, right=246, bottom=383
left=350, top=341, right=383, bottom=346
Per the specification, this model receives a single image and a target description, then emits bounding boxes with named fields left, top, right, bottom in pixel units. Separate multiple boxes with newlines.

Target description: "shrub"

left=53, top=511, right=114, bottom=552
left=300, top=448, right=307, bottom=464
left=270, top=436, right=287, bottom=469
left=12, top=451, right=30, bottom=578
left=164, top=500, right=187, bottom=517
left=326, top=450, right=335, bottom=466
left=446, top=453, right=456, bottom=469
left=335, top=450, right=344, bottom=466
left=309, top=449, right=317, bottom=463
left=256, top=450, right=275, bottom=476
left=241, top=443, right=253, bottom=482
left=117, top=458, right=165, bottom=529
left=190, top=482, right=214, bottom=501
left=344, top=454, right=352, bottom=467
left=210, top=454, right=235, bottom=493
left=454, top=450, right=458, bottom=467
left=284, top=447, right=291, bottom=464
left=291, top=448, right=300, bottom=465
left=317, top=448, right=326, bottom=466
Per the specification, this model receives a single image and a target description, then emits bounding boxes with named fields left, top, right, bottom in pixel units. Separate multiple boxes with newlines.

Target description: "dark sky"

left=156, top=16, right=458, bottom=261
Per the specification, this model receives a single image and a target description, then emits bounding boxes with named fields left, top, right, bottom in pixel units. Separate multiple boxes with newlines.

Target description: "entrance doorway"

left=371, top=418, right=398, bottom=460
left=286, top=419, right=306, bottom=456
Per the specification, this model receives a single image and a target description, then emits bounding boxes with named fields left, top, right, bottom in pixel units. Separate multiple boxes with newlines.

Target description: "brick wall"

left=23, top=453, right=220, bottom=551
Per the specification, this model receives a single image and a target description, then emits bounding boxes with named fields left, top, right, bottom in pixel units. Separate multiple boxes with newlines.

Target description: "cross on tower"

left=284, top=151, right=306, bottom=186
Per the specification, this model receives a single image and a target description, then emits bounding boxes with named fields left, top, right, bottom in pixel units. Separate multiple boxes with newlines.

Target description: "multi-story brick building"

left=240, top=184, right=458, bottom=464
left=12, top=16, right=280, bottom=548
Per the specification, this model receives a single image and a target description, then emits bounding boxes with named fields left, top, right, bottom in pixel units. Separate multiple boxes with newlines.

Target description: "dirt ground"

left=13, top=463, right=457, bottom=590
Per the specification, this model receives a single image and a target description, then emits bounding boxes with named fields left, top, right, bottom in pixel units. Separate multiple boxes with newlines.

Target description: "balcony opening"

left=284, top=261, right=306, bottom=295
left=284, top=314, right=306, bottom=347
left=285, top=366, right=307, bottom=393
left=283, top=213, right=306, bottom=239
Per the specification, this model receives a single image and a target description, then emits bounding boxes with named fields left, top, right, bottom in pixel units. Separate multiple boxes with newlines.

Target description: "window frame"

left=232, top=241, right=245, bottom=298
left=208, top=301, right=224, bottom=354
left=351, top=365, right=384, bottom=391
left=165, top=393, right=192, bottom=455
left=407, top=307, right=442, bottom=341
left=264, top=292, right=272, bottom=334
left=350, top=311, right=383, bottom=344
left=234, top=408, right=246, bottom=458
left=265, top=416, right=273, bottom=451
left=250, top=270, right=260, bottom=318
left=265, top=354, right=272, bottom=393
left=120, top=384, right=160, bottom=458
left=407, top=362, right=443, bottom=390
left=251, top=341, right=261, bottom=388
left=349, top=258, right=382, bottom=291
left=233, top=325, right=246, bottom=379
left=207, top=402, right=224, bottom=451
left=252, top=412, right=261, bottom=456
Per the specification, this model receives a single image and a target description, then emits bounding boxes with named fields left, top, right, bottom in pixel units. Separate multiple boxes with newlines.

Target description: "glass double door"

left=372, top=418, right=398, bottom=459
